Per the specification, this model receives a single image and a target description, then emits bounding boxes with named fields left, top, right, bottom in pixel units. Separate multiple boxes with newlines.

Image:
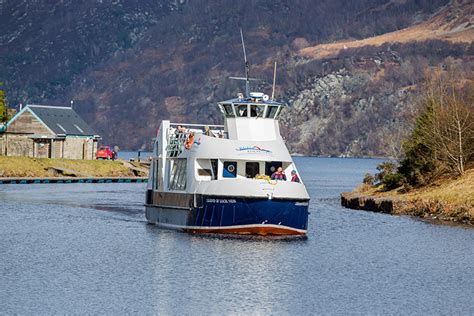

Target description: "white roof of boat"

left=218, top=98, right=286, bottom=106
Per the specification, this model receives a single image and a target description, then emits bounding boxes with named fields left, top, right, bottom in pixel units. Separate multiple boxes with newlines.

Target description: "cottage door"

left=36, top=140, right=50, bottom=158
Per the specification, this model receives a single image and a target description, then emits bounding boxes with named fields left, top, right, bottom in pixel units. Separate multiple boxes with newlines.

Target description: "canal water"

left=0, top=157, right=473, bottom=314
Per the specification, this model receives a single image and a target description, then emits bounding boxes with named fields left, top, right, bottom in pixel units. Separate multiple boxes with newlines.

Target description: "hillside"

left=300, top=1, right=473, bottom=59
left=281, top=0, right=473, bottom=156
left=1, top=0, right=472, bottom=155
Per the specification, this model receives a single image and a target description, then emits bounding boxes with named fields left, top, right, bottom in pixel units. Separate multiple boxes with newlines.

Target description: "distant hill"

left=300, top=0, right=473, bottom=59
left=1, top=0, right=472, bottom=155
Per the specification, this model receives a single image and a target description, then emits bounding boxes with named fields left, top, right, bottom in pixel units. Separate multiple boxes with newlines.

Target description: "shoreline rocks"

left=340, top=192, right=473, bottom=226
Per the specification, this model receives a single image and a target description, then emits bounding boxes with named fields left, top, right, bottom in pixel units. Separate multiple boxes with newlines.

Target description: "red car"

left=96, top=146, right=114, bottom=160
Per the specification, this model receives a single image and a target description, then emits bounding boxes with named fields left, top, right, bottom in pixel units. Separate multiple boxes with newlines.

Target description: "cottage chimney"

left=19, top=103, right=23, bottom=111
left=70, top=100, right=74, bottom=109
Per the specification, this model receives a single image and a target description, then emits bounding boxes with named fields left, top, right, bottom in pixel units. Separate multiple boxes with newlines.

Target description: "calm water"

left=1, top=157, right=473, bottom=315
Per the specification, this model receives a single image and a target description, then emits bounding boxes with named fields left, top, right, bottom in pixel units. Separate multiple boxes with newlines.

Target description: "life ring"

left=185, top=133, right=194, bottom=150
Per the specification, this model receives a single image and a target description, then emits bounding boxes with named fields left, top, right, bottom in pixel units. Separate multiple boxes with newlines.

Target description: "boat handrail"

left=170, top=122, right=224, bottom=129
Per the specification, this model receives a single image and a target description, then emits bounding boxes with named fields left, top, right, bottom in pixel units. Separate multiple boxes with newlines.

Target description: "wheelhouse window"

left=250, top=105, right=265, bottom=117
left=222, top=104, right=234, bottom=117
left=169, top=159, right=187, bottom=190
left=265, top=106, right=279, bottom=119
left=246, top=162, right=259, bottom=178
left=236, top=104, right=248, bottom=117
left=274, top=106, right=283, bottom=118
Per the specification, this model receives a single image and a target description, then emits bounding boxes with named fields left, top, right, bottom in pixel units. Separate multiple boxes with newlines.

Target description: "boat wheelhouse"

left=145, top=91, right=310, bottom=236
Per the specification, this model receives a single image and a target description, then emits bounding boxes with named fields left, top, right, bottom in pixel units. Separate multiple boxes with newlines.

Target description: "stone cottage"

left=0, top=104, right=100, bottom=159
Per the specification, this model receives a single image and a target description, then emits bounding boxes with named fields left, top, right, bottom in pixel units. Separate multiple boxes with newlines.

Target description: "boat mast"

left=240, top=28, right=250, bottom=97
left=271, top=61, right=277, bottom=100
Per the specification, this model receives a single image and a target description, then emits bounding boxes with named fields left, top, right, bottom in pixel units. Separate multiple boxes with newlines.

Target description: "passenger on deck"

left=291, top=170, right=300, bottom=183
left=271, top=167, right=287, bottom=181
left=204, top=125, right=216, bottom=137
left=175, top=125, right=188, bottom=139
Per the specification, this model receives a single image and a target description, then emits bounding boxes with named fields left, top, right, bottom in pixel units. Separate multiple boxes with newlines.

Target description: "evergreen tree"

left=0, top=82, right=8, bottom=123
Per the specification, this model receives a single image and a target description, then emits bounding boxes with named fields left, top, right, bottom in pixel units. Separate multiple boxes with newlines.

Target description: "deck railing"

left=165, top=123, right=226, bottom=157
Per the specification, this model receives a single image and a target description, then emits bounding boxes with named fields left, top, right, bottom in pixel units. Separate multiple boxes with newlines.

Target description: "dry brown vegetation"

left=0, top=156, right=135, bottom=178
left=356, top=168, right=474, bottom=221
left=299, top=1, right=473, bottom=59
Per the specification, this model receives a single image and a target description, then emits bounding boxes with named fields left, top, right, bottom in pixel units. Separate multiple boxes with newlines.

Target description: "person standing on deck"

left=290, top=170, right=300, bottom=183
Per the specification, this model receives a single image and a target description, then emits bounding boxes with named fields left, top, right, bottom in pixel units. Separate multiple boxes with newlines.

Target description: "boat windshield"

left=265, top=106, right=279, bottom=119
left=219, top=103, right=281, bottom=119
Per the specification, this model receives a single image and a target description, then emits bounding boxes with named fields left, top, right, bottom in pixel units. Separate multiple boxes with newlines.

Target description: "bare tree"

left=416, top=71, right=474, bottom=176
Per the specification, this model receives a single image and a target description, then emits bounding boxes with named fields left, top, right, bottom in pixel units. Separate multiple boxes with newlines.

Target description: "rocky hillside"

left=1, top=0, right=472, bottom=155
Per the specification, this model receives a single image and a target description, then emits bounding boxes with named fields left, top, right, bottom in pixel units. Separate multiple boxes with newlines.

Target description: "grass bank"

left=341, top=168, right=474, bottom=225
left=0, top=156, right=147, bottom=178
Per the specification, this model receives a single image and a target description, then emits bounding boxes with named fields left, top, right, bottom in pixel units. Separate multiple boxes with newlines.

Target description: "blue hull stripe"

left=189, top=196, right=308, bottom=230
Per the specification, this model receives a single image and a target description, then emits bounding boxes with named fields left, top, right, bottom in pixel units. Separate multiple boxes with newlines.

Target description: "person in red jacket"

left=271, top=167, right=287, bottom=181
left=291, top=170, right=301, bottom=183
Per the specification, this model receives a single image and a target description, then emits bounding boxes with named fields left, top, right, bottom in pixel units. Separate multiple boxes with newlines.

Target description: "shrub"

left=363, top=173, right=375, bottom=186
left=375, top=161, right=397, bottom=183
left=382, top=173, right=404, bottom=191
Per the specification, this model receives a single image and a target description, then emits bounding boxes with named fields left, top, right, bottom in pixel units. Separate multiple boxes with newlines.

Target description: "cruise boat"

left=145, top=33, right=310, bottom=236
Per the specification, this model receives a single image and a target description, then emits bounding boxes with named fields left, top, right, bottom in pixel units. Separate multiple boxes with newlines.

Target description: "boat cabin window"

left=211, top=159, right=218, bottom=180
left=197, top=169, right=212, bottom=176
left=223, top=161, right=237, bottom=178
left=154, top=159, right=160, bottom=190
left=169, top=159, right=187, bottom=190
left=265, top=106, right=279, bottom=119
left=222, top=104, right=234, bottom=117
left=236, top=104, right=248, bottom=117
left=265, top=161, right=282, bottom=176
left=196, top=159, right=218, bottom=181
left=246, top=162, right=260, bottom=178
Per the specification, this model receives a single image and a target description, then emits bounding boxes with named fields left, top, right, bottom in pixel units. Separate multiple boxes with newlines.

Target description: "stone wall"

left=5, top=134, right=34, bottom=157
left=0, top=134, right=4, bottom=155
left=62, top=137, right=96, bottom=160
left=1, top=134, right=97, bottom=160
left=86, top=140, right=98, bottom=160
left=52, top=139, right=63, bottom=158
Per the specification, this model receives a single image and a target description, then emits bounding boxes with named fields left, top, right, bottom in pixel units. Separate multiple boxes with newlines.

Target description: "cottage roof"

left=26, top=104, right=97, bottom=136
